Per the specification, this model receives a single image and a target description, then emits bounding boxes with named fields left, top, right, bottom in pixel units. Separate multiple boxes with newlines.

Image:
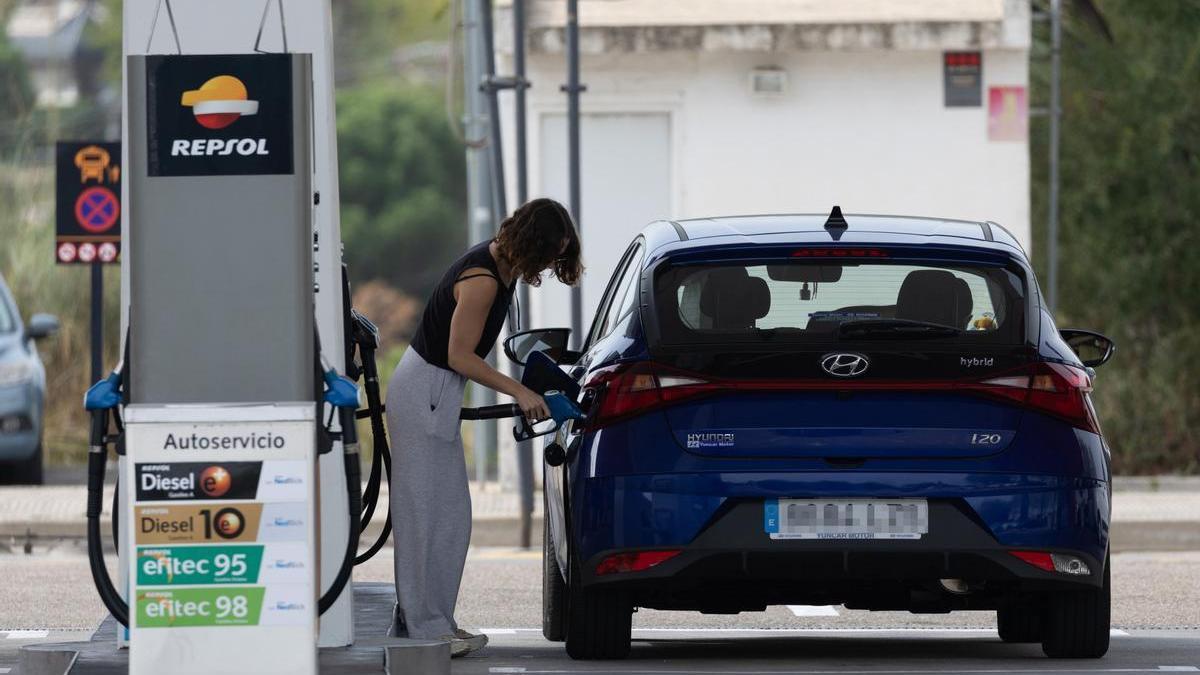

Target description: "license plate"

left=764, top=499, right=929, bottom=540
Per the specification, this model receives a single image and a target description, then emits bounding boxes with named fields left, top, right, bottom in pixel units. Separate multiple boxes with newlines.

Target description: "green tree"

left=337, top=84, right=466, bottom=300
left=0, top=26, right=35, bottom=156
left=1031, top=1, right=1200, bottom=472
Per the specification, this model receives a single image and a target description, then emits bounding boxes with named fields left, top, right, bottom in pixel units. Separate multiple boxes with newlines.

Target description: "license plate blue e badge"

left=764, top=499, right=929, bottom=540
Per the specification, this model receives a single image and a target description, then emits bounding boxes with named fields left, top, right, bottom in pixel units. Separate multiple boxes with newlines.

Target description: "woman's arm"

left=447, top=272, right=552, bottom=421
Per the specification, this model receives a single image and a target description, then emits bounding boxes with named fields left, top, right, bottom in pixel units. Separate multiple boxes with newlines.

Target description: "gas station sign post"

left=55, top=141, right=122, bottom=383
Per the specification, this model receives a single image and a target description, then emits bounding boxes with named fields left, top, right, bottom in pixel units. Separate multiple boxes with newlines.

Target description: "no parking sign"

left=56, top=141, right=122, bottom=265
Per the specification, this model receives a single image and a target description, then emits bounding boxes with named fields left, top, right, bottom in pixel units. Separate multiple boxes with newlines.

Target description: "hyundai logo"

left=821, top=352, right=870, bottom=377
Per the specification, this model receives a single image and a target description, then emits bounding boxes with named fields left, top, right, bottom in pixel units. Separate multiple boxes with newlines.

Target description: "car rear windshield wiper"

left=837, top=319, right=963, bottom=339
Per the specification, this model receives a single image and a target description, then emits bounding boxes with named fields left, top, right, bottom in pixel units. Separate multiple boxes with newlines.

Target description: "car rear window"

left=654, top=260, right=1025, bottom=346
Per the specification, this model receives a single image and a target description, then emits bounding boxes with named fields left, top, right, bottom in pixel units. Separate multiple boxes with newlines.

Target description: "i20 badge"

left=821, top=352, right=870, bottom=378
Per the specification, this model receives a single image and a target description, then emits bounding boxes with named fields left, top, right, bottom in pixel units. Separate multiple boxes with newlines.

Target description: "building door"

left=536, top=112, right=671, bottom=334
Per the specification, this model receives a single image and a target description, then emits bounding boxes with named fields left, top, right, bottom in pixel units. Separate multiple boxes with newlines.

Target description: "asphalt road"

left=2, top=545, right=1198, bottom=673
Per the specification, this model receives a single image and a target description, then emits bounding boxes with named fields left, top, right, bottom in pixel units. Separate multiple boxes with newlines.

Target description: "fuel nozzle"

left=513, top=390, right=585, bottom=442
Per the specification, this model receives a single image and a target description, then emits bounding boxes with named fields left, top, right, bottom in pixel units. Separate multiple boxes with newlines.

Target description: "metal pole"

left=512, top=0, right=535, bottom=549
left=565, top=0, right=584, bottom=346
left=463, top=0, right=499, bottom=483
left=1047, top=0, right=1061, bottom=313
left=480, top=0, right=507, bottom=219
left=90, top=262, right=103, bottom=384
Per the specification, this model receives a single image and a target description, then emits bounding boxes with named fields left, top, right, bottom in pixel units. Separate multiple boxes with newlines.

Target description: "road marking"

left=4, top=629, right=49, bottom=639
left=0, top=667, right=11, bottom=673
left=479, top=627, right=1134, bottom=636
left=482, top=662, right=1200, bottom=667
left=1156, top=668, right=1199, bottom=672
left=787, top=605, right=840, bottom=617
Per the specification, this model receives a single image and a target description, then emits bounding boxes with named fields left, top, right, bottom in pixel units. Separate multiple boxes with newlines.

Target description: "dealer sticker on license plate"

left=764, top=499, right=929, bottom=540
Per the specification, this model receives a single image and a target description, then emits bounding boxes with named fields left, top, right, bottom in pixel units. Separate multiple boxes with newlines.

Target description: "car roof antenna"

left=824, top=205, right=848, bottom=240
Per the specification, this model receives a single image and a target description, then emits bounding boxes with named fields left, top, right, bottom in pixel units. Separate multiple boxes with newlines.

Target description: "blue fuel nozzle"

left=513, top=390, right=585, bottom=442
left=84, top=371, right=122, bottom=411
left=323, top=368, right=361, bottom=409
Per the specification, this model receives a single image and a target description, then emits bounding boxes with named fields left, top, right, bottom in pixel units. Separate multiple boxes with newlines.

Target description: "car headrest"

left=699, top=267, right=771, bottom=329
left=895, top=270, right=974, bottom=329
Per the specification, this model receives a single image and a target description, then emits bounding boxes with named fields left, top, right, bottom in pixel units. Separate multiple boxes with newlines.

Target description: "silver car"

left=0, top=274, right=58, bottom=484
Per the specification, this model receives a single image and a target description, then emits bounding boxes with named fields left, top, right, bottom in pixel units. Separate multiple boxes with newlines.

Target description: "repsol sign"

left=146, top=53, right=294, bottom=177
left=135, top=462, right=262, bottom=501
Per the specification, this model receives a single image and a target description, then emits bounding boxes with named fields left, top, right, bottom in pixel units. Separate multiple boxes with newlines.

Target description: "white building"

left=496, top=0, right=1032, bottom=336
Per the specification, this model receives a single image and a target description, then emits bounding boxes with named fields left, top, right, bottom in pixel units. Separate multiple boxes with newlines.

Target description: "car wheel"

left=564, top=548, right=632, bottom=660
left=997, top=601, right=1042, bottom=643
left=542, top=494, right=567, bottom=642
left=6, top=441, right=44, bottom=485
left=1041, top=552, right=1111, bottom=658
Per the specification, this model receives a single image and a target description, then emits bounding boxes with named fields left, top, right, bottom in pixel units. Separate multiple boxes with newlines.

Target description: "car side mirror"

left=1059, top=328, right=1115, bottom=368
left=25, top=313, right=60, bottom=341
left=503, top=328, right=579, bottom=366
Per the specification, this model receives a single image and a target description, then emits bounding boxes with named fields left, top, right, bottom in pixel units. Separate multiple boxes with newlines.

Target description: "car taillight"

left=583, top=360, right=1100, bottom=434
left=584, top=362, right=718, bottom=429
left=979, top=362, right=1099, bottom=433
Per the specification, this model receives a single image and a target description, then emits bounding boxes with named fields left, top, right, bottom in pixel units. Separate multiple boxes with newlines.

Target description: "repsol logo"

left=959, top=357, right=994, bottom=368
left=170, top=138, right=269, bottom=157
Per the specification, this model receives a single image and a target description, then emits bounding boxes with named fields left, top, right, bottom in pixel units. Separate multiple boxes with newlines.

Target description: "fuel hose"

left=87, top=407, right=129, bottom=627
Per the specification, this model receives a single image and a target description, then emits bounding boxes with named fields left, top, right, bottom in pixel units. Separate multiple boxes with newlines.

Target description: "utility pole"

left=1047, top=0, right=1062, bottom=313
left=462, top=0, right=499, bottom=483
left=511, top=0, right=535, bottom=549
left=564, top=0, right=584, bottom=346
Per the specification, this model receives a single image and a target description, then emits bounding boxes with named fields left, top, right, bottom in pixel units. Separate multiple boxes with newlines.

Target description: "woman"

left=386, top=197, right=582, bottom=656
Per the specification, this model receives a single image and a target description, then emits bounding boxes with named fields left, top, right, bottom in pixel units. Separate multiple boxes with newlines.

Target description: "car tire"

left=542, top=495, right=568, bottom=642
left=997, top=602, right=1042, bottom=643
left=564, top=550, right=632, bottom=660
left=1041, top=553, right=1111, bottom=658
left=6, top=441, right=44, bottom=485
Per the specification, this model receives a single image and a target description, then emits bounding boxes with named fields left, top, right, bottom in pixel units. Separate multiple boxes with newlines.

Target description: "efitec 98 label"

left=136, top=587, right=265, bottom=628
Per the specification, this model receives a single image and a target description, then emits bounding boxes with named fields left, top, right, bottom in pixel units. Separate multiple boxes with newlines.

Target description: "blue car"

left=0, top=273, right=59, bottom=484
left=507, top=210, right=1116, bottom=660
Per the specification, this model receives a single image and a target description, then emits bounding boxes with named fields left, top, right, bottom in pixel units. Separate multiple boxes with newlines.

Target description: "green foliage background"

left=1030, top=1, right=1200, bottom=472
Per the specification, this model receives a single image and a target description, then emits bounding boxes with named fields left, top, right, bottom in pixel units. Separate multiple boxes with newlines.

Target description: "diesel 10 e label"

left=135, top=502, right=308, bottom=544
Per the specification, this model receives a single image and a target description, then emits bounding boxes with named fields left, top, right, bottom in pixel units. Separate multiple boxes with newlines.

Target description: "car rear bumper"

left=572, top=471, right=1109, bottom=596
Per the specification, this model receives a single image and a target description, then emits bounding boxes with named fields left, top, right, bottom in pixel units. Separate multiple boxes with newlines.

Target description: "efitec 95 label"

left=137, top=545, right=264, bottom=585
left=136, top=587, right=265, bottom=628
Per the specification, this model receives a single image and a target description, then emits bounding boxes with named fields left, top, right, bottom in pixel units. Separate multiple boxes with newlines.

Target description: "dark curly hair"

left=494, top=198, right=583, bottom=287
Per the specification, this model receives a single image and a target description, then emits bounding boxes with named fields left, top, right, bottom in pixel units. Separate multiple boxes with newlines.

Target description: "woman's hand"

left=515, top=386, right=551, bottom=422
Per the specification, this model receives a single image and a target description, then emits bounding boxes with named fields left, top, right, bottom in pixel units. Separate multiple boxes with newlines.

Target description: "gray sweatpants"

left=386, top=348, right=471, bottom=639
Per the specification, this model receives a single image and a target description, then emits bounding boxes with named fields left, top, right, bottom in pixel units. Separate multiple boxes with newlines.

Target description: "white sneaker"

left=454, top=629, right=489, bottom=654
left=438, top=634, right=474, bottom=658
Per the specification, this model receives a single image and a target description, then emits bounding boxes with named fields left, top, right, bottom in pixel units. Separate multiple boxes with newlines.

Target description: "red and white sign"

left=988, top=86, right=1028, bottom=142
left=57, top=242, right=78, bottom=263
left=98, top=242, right=119, bottom=263
left=78, top=242, right=97, bottom=263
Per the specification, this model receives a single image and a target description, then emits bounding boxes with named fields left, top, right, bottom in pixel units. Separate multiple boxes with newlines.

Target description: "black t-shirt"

left=410, top=241, right=515, bottom=371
